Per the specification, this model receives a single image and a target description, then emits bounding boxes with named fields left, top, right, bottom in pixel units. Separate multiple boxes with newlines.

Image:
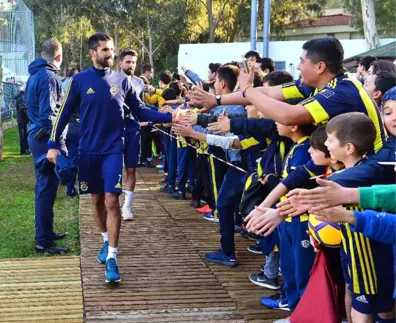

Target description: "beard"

left=97, top=55, right=113, bottom=68
left=122, top=68, right=134, bottom=76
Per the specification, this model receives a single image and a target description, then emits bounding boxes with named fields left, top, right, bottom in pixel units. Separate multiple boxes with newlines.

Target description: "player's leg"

left=102, top=153, right=123, bottom=283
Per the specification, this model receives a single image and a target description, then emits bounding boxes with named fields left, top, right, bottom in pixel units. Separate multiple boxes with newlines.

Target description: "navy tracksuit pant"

left=177, top=145, right=196, bottom=193
left=280, top=219, right=315, bottom=311
left=28, top=128, right=59, bottom=247
left=217, top=166, right=245, bottom=255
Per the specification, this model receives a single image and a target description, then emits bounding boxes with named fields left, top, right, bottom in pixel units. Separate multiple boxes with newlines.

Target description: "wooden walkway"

left=80, top=167, right=287, bottom=323
left=0, top=257, right=83, bottom=322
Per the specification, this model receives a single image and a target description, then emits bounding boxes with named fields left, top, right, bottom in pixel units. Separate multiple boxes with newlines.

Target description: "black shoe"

left=35, top=243, right=68, bottom=254
left=160, top=185, right=175, bottom=193
left=240, top=228, right=249, bottom=239
left=249, top=272, right=280, bottom=290
left=190, top=199, right=201, bottom=208
left=172, top=191, right=186, bottom=200
left=247, top=231, right=261, bottom=242
left=52, top=233, right=67, bottom=240
left=247, top=243, right=263, bottom=255
left=159, top=177, right=168, bottom=185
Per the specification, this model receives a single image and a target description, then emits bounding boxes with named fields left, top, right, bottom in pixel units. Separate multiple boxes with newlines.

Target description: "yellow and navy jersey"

left=238, top=135, right=268, bottom=173
left=280, top=136, right=312, bottom=223
left=281, top=73, right=387, bottom=152
left=281, top=136, right=311, bottom=180
left=327, top=158, right=393, bottom=295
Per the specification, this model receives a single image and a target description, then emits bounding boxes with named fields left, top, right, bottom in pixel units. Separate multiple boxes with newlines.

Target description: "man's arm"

left=125, top=81, right=172, bottom=123
left=244, top=87, right=314, bottom=125
left=38, top=74, right=60, bottom=134
left=48, top=78, right=78, bottom=150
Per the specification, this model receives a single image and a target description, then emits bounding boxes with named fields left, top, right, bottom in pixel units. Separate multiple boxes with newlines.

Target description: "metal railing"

left=1, top=81, right=21, bottom=123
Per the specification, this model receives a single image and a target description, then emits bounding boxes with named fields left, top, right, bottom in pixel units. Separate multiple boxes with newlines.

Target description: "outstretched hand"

left=188, top=87, right=217, bottom=110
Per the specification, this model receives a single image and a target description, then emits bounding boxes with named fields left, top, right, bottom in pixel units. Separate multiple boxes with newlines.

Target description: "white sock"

left=101, top=232, right=108, bottom=243
left=107, top=246, right=118, bottom=261
left=123, top=191, right=134, bottom=208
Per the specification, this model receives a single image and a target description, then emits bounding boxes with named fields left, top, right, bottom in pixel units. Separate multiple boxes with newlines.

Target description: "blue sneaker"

left=260, top=293, right=290, bottom=311
left=105, top=258, right=121, bottom=283
left=203, top=213, right=219, bottom=223
left=204, top=250, right=238, bottom=267
left=97, top=241, right=109, bottom=264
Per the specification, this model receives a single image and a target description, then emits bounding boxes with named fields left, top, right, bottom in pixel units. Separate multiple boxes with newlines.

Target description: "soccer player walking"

left=47, top=33, right=173, bottom=283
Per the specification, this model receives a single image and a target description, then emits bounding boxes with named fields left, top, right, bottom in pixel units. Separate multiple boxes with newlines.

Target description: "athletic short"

left=124, top=129, right=141, bottom=168
left=78, top=153, right=123, bottom=195
left=351, top=282, right=394, bottom=314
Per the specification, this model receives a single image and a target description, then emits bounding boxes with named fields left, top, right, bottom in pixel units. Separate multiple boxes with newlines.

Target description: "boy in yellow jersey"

left=323, top=112, right=394, bottom=323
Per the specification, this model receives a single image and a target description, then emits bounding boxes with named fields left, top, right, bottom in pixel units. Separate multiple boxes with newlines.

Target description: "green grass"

left=0, top=127, right=80, bottom=258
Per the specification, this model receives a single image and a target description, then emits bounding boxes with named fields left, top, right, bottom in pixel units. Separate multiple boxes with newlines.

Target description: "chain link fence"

left=1, top=81, right=20, bottom=122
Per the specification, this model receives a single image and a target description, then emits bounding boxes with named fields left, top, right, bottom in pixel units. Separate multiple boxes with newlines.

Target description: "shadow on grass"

left=0, top=127, right=80, bottom=258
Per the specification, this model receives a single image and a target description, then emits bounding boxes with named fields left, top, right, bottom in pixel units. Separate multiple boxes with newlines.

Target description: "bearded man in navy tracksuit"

left=47, top=33, right=174, bottom=283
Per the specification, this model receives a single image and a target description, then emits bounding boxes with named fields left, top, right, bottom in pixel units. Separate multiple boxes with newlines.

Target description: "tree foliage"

left=23, top=0, right=332, bottom=73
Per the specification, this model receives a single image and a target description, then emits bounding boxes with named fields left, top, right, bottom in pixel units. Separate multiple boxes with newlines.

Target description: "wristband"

left=242, top=84, right=253, bottom=98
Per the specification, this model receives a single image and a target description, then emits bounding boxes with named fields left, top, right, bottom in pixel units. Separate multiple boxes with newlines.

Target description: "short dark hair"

left=66, top=66, right=79, bottom=78
left=375, top=71, right=396, bottom=94
left=118, top=49, right=138, bottom=62
left=141, top=63, right=153, bottom=74
left=159, top=71, right=172, bottom=85
left=168, top=81, right=182, bottom=97
left=253, top=72, right=264, bottom=87
left=41, top=39, right=62, bottom=61
left=257, top=57, right=275, bottom=73
left=209, top=63, right=221, bottom=74
left=161, top=88, right=177, bottom=101
left=299, top=123, right=317, bottom=137
left=359, top=55, right=377, bottom=71
left=310, top=125, right=330, bottom=158
left=302, top=37, right=344, bottom=75
left=326, top=112, right=376, bottom=156
left=244, top=50, right=261, bottom=60
left=88, top=33, right=112, bottom=51
left=217, top=65, right=240, bottom=91
left=370, top=60, right=396, bottom=75
left=263, top=71, right=293, bottom=86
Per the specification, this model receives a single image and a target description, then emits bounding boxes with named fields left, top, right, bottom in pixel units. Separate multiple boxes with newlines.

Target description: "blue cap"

left=55, top=155, right=77, bottom=182
left=382, top=86, right=396, bottom=104
left=34, top=154, right=54, bottom=175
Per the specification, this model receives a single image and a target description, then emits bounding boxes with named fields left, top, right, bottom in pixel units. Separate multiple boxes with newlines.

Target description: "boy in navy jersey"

left=47, top=33, right=174, bottom=283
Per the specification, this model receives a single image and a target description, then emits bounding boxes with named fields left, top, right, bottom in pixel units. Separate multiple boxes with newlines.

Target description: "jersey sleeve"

left=125, top=79, right=172, bottom=123
left=281, top=79, right=315, bottom=100
left=281, top=159, right=325, bottom=191
left=301, top=87, right=351, bottom=125
left=48, top=78, right=79, bottom=149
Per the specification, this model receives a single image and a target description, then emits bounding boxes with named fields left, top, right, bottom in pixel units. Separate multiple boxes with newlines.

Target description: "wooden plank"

left=78, top=168, right=287, bottom=322
left=0, top=256, right=83, bottom=323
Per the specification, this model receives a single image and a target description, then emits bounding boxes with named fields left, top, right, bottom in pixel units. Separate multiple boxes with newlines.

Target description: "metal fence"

left=1, top=81, right=20, bottom=122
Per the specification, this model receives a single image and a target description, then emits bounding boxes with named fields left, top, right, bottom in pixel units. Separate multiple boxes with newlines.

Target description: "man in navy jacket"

left=25, top=39, right=68, bottom=255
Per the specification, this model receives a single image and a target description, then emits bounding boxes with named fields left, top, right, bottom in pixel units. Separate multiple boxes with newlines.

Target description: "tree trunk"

left=0, top=56, right=4, bottom=162
left=361, top=0, right=380, bottom=49
left=146, top=14, right=154, bottom=66
left=114, top=20, right=119, bottom=57
left=207, top=0, right=215, bottom=43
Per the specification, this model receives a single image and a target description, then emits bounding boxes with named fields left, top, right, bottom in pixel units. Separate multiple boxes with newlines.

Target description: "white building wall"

left=178, top=39, right=395, bottom=79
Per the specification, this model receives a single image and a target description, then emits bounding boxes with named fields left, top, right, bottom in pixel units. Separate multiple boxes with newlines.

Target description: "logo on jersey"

left=301, top=240, right=310, bottom=248
left=110, top=85, right=118, bottom=95
left=80, top=181, right=88, bottom=192
left=86, top=88, right=95, bottom=94
left=319, top=89, right=335, bottom=99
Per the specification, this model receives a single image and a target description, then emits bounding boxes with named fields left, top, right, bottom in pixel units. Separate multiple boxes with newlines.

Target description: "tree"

left=360, top=0, right=379, bottom=49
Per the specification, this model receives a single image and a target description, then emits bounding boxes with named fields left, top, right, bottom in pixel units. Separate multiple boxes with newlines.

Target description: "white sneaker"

left=122, top=206, right=134, bottom=220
